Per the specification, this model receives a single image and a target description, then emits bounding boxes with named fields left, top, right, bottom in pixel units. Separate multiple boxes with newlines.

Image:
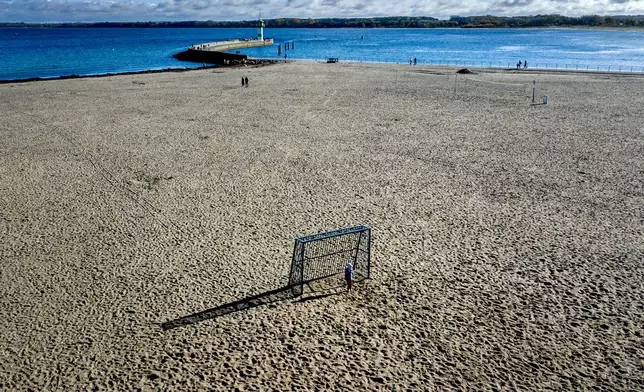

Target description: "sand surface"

left=1, top=62, right=642, bottom=390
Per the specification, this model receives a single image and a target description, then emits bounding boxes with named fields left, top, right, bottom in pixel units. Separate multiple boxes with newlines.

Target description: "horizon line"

left=3, top=14, right=644, bottom=25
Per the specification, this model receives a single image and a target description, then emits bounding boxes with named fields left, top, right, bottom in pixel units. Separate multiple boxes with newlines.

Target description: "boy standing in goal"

left=344, top=262, right=354, bottom=290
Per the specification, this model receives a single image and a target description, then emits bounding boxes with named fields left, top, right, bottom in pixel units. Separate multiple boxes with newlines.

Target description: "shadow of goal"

left=289, top=225, right=371, bottom=296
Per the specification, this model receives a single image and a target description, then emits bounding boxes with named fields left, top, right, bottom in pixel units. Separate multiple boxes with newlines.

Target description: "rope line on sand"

left=5, top=99, right=190, bottom=243
left=55, top=128, right=168, bottom=230
left=52, top=124, right=192, bottom=242
left=460, top=77, right=526, bottom=87
left=322, top=89, right=338, bottom=107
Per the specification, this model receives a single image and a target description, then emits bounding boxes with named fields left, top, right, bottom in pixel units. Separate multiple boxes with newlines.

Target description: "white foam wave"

left=497, top=46, right=525, bottom=52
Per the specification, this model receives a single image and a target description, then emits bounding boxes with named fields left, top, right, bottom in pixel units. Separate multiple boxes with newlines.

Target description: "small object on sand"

left=457, top=68, right=474, bottom=74
left=344, top=262, right=354, bottom=290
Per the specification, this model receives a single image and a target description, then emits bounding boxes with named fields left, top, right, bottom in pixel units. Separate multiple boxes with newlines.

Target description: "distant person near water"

left=344, top=262, right=354, bottom=290
left=524, top=60, right=528, bottom=69
left=241, top=77, right=245, bottom=86
left=245, top=76, right=249, bottom=87
left=413, top=57, right=417, bottom=65
left=410, top=57, right=413, bottom=65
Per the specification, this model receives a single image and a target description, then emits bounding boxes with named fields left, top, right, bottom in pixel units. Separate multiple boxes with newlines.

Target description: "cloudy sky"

left=1, top=0, right=643, bottom=23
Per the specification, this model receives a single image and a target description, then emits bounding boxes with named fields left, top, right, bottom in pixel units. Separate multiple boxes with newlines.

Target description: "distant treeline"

left=3, top=15, right=644, bottom=29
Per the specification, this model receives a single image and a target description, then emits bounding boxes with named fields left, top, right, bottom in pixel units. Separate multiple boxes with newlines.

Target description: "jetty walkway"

left=175, top=38, right=274, bottom=65
left=191, top=38, right=274, bottom=52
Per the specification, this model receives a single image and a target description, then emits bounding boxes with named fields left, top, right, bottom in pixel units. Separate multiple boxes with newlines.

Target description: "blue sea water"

left=1, top=27, right=643, bottom=80
left=246, top=28, right=644, bottom=72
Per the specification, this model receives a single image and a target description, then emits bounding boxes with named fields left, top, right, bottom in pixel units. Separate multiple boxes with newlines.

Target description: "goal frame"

left=289, top=225, right=371, bottom=296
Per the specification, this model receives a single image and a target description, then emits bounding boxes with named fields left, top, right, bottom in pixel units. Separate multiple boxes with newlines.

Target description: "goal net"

left=289, top=225, right=371, bottom=295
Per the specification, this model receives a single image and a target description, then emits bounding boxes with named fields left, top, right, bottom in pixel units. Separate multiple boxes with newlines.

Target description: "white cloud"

left=1, top=0, right=643, bottom=22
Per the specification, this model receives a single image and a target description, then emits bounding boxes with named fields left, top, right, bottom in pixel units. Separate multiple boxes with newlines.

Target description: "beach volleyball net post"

left=289, top=226, right=371, bottom=296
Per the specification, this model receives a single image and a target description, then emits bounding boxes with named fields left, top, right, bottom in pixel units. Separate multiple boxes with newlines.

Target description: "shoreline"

left=0, top=66, right=207, bottom=84
left=0, top=59, right=282, bottom=84
left=3, top=58, right=642, bottom=84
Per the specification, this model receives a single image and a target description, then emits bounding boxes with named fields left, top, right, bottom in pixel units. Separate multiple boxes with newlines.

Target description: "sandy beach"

left=1, top=62, right=642, bottom=390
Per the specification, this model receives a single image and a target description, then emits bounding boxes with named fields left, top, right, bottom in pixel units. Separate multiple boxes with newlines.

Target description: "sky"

left=1, top=0, right=643, bottom=23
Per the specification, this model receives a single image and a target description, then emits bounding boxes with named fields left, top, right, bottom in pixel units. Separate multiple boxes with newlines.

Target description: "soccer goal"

left=289, top=225, right=372, bottom=296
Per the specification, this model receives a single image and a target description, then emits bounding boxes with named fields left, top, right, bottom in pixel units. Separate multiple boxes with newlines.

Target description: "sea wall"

left=173, top=50, right=247, bottom=65
left=192, top=39, right=274, bottom=52
left=175, top=38, right=274, bottom=65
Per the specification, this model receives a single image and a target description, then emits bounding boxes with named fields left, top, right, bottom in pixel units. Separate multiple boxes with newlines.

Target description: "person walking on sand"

left=241, top=77, right=245, bottom=87
left=524, top=60, right=528, bottom=69
left=245, top=76, right=248, bottom=87
left=344, top=262, right=354, bottom=291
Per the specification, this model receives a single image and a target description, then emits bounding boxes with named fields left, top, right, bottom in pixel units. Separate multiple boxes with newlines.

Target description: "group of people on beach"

left=409, top=57, right=418, bottom=65
left=517, top=60, right=528, bottom=69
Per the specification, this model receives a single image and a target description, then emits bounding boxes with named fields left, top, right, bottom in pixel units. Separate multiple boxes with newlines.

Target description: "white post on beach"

left=532, top=80, right=536, bottom=103
left=454, top=73, right=458, bottom=96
